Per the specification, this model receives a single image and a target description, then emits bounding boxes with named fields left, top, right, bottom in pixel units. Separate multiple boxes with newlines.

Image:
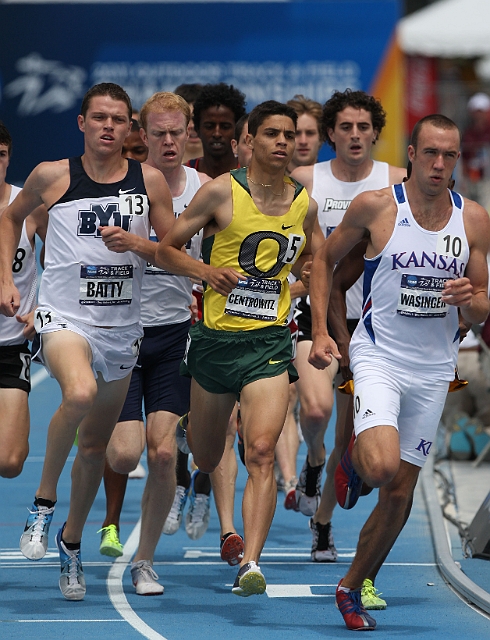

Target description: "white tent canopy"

left=398, top=0, right=490, bottom=58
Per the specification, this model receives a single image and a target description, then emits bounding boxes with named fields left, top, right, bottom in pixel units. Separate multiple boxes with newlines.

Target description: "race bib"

left=80, top=265, right=133, bottom=306
left=225, top=277, right=281, bottom=321
left=397, top=274, right=448, bottom=318
left=119, top=193, right=149, bottom=218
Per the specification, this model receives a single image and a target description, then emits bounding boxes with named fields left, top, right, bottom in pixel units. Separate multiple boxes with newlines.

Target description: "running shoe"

left=283, top=477, right=299, bottom=511
left=176, top=413, right=191, bottom=455
left=185, top=471, right=211, bottom=540
left=336, top=580, right=377, bottom=631
left=231, top=561, right=266, bottom=597
left=361, top=578, right=387, bottom=610
left=334, top=433, right=363, bottom=510
left=163, top=485, right=189, bottom=535
left=295, top=457, right=324, bottom=516
left=56, top=524, right=86, bottom=601
left=128, top=461, right=146, bottom=479
left=20, top=502, right=55, bottom=560
left=220, top=532, right=244, bottom=566
left=131, top=559, right=164, bottom=596
left=98, top=524, right=124, bottom=558
left=309, top=518, right=337, bottom=562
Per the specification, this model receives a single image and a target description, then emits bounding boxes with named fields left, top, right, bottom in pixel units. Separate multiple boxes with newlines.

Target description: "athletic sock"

left=63, top=539, right=81, bottom=551
left=34, top=497, right=56, bottom=509
left=305, top=459, right=324, bottom=497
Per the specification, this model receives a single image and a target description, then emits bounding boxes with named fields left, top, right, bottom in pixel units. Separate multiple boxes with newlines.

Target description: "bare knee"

left=245, top=437, right=275, bottom=470
left=63, top=381, right=97, bottom=417
left=358, top=452, right=399, bottom=488
left=0, top=450, right=27, bottom=478
left=300, top=398, right=332, bottom=433
left=147, top=441, right=176, bottom=473
left=77, top=436, right=108, bottom=466
left=108, top=450, right=141, bottom=475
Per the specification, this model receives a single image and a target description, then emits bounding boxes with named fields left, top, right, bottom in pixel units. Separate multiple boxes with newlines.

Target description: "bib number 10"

left=437, top=233, right=463, bottom=259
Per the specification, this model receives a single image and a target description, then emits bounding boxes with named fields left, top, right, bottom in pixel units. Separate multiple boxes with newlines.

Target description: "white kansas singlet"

left=312, top=160, right=390, bottom=319
left=1, top=185, right=38, bottom=346
left=141, top=166, right=203, bottom=326
left=39, top=157, right=150, bottom=327
left=350, top=183, right=469, bottom=380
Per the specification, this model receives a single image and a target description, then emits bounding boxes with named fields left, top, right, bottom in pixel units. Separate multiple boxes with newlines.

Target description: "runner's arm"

left=156, top=177, right=243, bottom=295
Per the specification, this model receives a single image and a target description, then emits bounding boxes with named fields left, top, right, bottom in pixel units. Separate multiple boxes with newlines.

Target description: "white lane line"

left=106, top=519, right=168, bottom=640
left=31, top=367, right=49, bottom=389
left=11, top=619, right=125, bottom=623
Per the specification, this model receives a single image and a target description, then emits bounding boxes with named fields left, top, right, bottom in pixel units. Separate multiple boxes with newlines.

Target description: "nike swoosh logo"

left=119, top=188, right=135, bottom=195
left=120, top=364, right=133, bottom=370
left=268, top=359, right=283, bottom=365
left=281, top=224, right=294, bottom=230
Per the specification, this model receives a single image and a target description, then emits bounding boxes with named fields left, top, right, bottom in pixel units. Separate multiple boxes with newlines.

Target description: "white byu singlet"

left=39, top=157, right=150, bottom=327
left=1, top=185, right=37, bottom=346
left=350, top=183, right=469, bottom=380
left=312, top=160, right=390, bottom=318
left=141, top=166, right=203, bottom=326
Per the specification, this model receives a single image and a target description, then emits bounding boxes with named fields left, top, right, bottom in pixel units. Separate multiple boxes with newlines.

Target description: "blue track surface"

left=1, top=365, right=489, bottom=638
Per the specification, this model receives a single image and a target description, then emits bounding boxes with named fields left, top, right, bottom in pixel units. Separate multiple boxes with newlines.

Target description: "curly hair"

left=322, top=89, right=386, bottom=150
left=193, top=83, right=246, bottom=132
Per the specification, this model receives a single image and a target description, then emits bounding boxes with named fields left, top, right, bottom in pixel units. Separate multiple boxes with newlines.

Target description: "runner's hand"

left=308, top=334, right=341, bottom=370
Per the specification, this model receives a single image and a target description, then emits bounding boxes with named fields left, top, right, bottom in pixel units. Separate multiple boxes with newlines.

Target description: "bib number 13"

left=119, top=193, right=148, bottom=217
left=35, top=309, right=53, bottom=331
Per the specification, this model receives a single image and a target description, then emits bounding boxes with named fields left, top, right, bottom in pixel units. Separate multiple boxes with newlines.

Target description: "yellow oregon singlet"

left=202, top=167, right=309, bottom=331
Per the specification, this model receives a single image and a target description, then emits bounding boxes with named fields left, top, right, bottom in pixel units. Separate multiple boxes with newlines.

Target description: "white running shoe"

left=232, top=561, right=266, bottom=597
left=309, top=518, right=337, bottom=562
left=20, top=502, right=55, bottom=560
left=56, top=525, right=86, bottom=601
left=185, top=471, right=211, bottom=540
left=131, top=560, right=164, bottom=596
left=128, top=461, right=146, bottom=479
left=295, top=456, right=324, bottom=517
left=163, top=485, right=189, bottom=535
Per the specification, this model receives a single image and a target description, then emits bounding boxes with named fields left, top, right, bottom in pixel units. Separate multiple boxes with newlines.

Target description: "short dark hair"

left=234, top=114, right=249, bottom=142
left=322, top=89, right=386, bottom=149
left=410, top=114, right=461, bottom=150
left=0, top=121, right=12, bottom=156
left=193, top=83, right=246, bottom=132
left=174, top=83, right=203, bottom=105
left=247, top=101, right=297, bottom=137
left=80, top=83, right=132, bottom=120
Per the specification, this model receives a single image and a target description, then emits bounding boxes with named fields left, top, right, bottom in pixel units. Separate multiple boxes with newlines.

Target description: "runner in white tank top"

left=0, top=85, right=175, bottom=601
left=100, top=93, right=213, bottom=596
left=308, top=115, right=490, bottom=631
left=290, top=91, right=406, bottom=569
left=0, top=121, right=47, bottom=480
left=1, top=186, right=37, bottom=346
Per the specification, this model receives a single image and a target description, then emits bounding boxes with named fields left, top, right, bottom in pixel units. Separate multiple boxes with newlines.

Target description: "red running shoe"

left=336, top=580, right=377, bottom=630
left=334, top=433, right=364, bottom=509
left=220, top=532, right=244, bottom=566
